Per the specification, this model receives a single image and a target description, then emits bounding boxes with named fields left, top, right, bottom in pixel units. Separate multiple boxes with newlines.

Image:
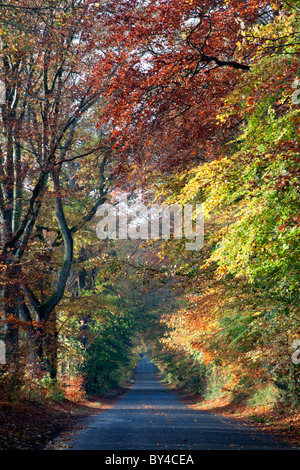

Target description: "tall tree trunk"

left=2, top=264, right=20, bottom=366
left=35, top=311, right=58, bottom=379
left=39, top=169, right=73, bottom=322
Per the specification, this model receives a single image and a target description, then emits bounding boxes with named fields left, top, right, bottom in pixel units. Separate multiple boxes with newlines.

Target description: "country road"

left=59, top=357, right=291, bottom=451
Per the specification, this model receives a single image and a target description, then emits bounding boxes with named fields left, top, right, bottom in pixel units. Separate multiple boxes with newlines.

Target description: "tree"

left=82, top=0, right=300, bottom=405
left=0, top=0, right=110, bottom=371
left=94, top=0, right=272, bottom=188
left=152, top=1, right=300, bottom=404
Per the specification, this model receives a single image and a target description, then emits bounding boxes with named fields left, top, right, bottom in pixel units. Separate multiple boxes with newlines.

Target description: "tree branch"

left=39, top=169, right=73, bottom=321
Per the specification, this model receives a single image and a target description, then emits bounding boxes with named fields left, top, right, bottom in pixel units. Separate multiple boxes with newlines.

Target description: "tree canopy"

left=0, top=0, right=299, bottom=415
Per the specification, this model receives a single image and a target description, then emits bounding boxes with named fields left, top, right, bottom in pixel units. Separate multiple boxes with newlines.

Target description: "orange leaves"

left=92, top=0, right=266, bottom=187
left=161, top=288, right=224, bottom=365
left=61, top=374, right=86, bottom=402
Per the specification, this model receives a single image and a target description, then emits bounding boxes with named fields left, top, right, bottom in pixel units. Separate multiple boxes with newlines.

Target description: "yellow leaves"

left=183, top=0, right=195, bottom=9
left=236, top=41, right=244, bottom=51
left=251, top=311, right=262, bottom=318
left=214, top=265, right=229, bottom=280
left=271, top=2, right=280, bottom=11
left=238, top=9, right=299, bottom=62
left=216, top=111, right=229, bottom=123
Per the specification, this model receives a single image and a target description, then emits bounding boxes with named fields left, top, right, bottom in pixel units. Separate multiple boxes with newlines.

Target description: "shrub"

left=61, top=374, right=86, bottom=402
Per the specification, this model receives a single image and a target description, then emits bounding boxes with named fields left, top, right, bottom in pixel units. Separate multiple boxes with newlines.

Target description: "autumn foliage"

left=94, top=0, right=270, bottom=183
left=0, top=0, right=299, bottom=428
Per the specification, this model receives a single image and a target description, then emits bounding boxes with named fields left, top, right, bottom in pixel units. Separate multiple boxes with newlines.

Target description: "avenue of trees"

left=0, top=0, right=299, bottom=408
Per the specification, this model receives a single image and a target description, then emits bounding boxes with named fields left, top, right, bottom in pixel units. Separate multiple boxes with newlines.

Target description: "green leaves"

left=83, top=314, right=136, bottom=393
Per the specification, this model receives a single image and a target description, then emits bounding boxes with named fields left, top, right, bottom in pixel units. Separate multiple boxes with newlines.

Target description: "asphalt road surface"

left=63, top=357, right=290, bottom=450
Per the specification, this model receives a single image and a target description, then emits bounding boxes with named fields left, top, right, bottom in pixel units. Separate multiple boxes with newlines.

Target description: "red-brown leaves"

left=93, top=0, right=270, bottom=188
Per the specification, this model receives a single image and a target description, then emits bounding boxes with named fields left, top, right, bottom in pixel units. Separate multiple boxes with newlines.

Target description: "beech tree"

left=94, top=0, right=276, bottom=187
left=0, top=0, right=111, bottom=370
